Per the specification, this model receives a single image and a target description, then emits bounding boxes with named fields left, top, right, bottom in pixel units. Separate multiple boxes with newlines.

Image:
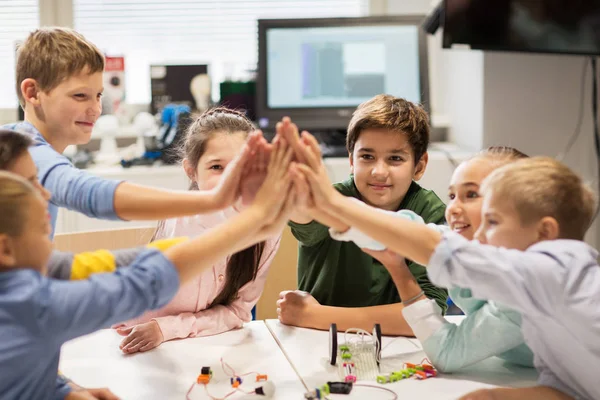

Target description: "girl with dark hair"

left=113, top=108, right=281, bottom=354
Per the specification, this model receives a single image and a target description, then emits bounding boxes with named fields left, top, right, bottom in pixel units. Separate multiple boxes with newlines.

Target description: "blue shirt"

left=429, top=233, right=600, bottom=400
left=2, top=122, right=122, bottom=238
left=0, top=249, right=179, bottom=400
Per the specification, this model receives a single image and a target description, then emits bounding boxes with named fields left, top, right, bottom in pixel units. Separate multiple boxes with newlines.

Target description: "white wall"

left=483, top=52, right=598, bottom=246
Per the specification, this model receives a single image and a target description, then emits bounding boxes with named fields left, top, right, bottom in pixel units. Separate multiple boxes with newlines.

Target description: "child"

left=0, top=137, right=295, bottom=400
left=292, top=136, right=598, bottom=400
left=359, top=146, right=535, bottom=373
left=0, top=128, right=186, bottom=281
left=4, top=27, right=259, bottom=238
left=113, top=108, right=281, bottom=354
left=278, top=96, right=448, bottom=336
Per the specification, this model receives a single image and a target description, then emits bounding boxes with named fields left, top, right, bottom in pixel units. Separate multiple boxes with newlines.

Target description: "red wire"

left=186, top=383, right=196, bottom=400
left=203, top=383, right=238, bottom=400
left=189, top=357, right=264, bottom=399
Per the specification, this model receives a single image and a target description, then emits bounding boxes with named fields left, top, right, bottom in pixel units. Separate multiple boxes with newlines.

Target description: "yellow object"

left=147, top=237, right=188, bottom=251
left=71, top=250, right=116, bottom=280
left=70, top=237, right=188, bottom=280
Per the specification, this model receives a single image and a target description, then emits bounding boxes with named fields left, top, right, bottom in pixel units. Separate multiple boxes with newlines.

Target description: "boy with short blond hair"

left=5, top=27, right=255, bottom=238
left=15, top=27, right=104, bottom=110
left=277, top=95, right=448, bottom=336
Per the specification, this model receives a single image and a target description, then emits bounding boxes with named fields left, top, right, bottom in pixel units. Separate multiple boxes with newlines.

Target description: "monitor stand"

left=312, top=129, right=348, bottom=158
left=262, top=128, right=348, bottom=158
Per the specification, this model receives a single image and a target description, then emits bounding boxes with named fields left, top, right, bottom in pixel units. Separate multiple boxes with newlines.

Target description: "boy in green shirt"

left=277, top=95, right=448, bottom=336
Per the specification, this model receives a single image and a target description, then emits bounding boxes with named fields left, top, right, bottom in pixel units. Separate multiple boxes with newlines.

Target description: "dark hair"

left=0, top=129, right=33, bottom=170
left=480, top=146, right=528, bottom=159
left=473, top=146, right=529, bottom=167
left=153, top=107, right=265, bottom=307
left=346, top=94, right=430, bottom=164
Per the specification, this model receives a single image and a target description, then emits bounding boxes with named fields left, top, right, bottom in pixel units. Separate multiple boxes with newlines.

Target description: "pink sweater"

left=112, top=208, right=280, bottom=341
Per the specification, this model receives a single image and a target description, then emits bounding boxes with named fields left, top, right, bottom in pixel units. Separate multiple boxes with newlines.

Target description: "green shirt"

left=289, top=177, right=448, bottom=313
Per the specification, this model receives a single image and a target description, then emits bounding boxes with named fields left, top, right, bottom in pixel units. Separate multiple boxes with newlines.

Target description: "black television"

left=443, top=0, right=600, bottom=56
left=256, top=16, right=430, bottom=132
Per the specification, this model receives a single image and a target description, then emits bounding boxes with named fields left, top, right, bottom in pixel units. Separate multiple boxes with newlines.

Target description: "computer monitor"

left=257, top=16, right=430, bottom=132
left=443, top=0, right=600, bottom=56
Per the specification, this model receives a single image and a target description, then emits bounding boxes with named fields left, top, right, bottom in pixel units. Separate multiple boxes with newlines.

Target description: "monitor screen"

left=443, top=0, right=600, bottom=55
left=266, top=25, right=422, bottom=109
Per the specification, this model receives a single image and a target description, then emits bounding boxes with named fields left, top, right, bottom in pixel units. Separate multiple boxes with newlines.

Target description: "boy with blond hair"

left=277, top=95, right=448, bottom=336
left=291, top=138, right=599, bottom=399
left=4, top=27, right=257, bottom=238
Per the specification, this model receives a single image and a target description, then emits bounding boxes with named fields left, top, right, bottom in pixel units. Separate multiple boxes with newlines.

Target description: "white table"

left=265, top=319, right=539, bottom=399
left=59, top=322, right=306, bottom=400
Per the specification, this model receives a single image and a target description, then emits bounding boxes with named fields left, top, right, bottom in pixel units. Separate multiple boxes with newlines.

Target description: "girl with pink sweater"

left=113, top=108, right=280, bottom=353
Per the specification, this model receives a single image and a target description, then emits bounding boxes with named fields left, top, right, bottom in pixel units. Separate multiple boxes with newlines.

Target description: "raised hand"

left=211, top=130, right=262, bottom=209
left=289, top=131, right=339, bottom=210
left=251, top=137, right=294, bottom=225
left=255, top=178, right=297, bottom=240
left=240, top=131, right=271, bottom=206
left=276, top=117, right=305, bottom=163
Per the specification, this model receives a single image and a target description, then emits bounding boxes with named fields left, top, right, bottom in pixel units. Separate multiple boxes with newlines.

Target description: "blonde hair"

left=0, top=171, right=37, bottom=236
left=346, top=94, right=430, bottom=164
left=481, top=156, right=596, bottom=240
left=16, top=27, right=105, bottom=107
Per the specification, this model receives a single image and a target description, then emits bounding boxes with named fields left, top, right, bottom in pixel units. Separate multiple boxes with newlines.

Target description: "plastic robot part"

left=343, top=362, right=357, bottom=383
left=304, top=384, right=330, bottom=400
left=332, top=324, right=382, bottom=381
left=377, top=363, right=439, bottom=384
left=230, top=376, right=243, bottom=388
left=327, top=381, right=353, bottom=394
left=329, top=323, right=338, bottom=365
left=373, top=323, right=382, bottom=366
left=196, top=367, right=212, bottom=384
left=256, top=374, right=268, bottom=382
left=255, top=381, right=276, bottom=398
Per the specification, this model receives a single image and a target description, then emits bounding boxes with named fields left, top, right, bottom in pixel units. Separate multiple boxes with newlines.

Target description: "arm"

left=277, top=290, right=413, bottom=336
left=46, top=237, right=188, bottom=280
left=34, top=130, right=261, bottom=222
left=302, top=302, right=413, bottom=336
left=41, top=188, right=285, bottom=344
left=459, top=386, right=574, bottom=400
left=298, top=256, right=444, bottom=336
left=155, top=237, right=281, bottom=340
left=404, top=299, right=526, bottom=372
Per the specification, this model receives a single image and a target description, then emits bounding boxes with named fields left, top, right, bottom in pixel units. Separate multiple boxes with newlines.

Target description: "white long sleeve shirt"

left=428, top=232, right=600, bottom=400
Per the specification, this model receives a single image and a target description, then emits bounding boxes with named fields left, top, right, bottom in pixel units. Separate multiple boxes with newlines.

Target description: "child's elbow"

left=425, top=352, right=461, bottom=374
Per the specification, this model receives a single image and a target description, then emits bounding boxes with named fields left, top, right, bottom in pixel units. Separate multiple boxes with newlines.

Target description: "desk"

left=59, top=322, right=306, bottom=400
left=265, top=319, right=538, bottom=399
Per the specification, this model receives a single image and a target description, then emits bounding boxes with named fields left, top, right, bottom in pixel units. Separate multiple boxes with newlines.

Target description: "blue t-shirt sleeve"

left=35, top=249, right=179, bottom=345
left=30, top=144, right=122, bottom=220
